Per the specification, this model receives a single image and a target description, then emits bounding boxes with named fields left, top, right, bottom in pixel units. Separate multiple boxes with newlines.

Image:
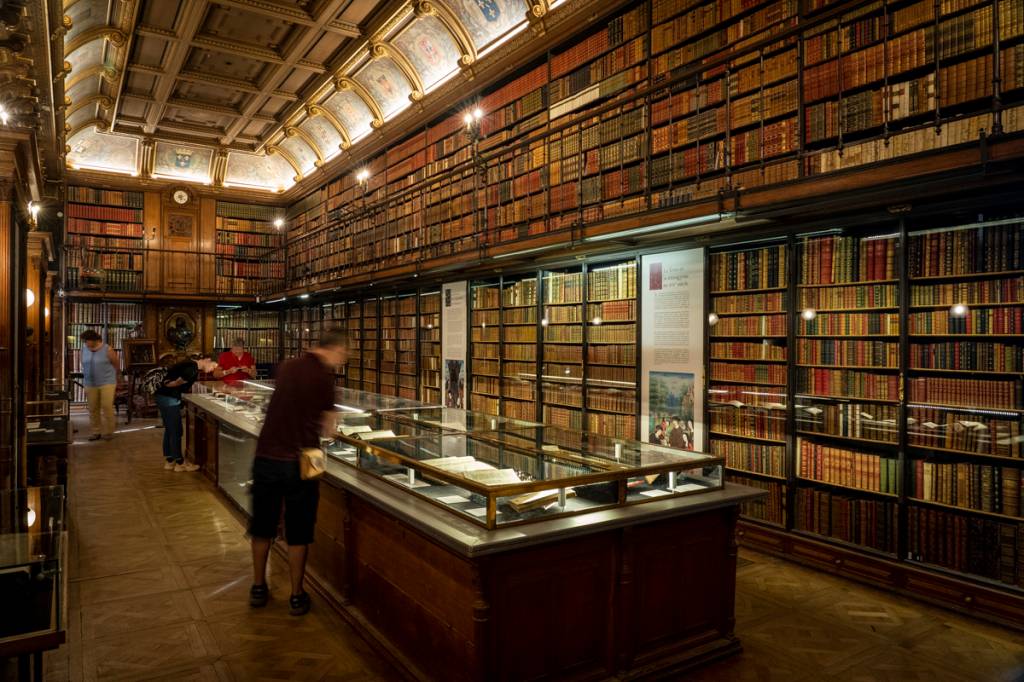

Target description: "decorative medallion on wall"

left=166, top=213, right=194, bottom=239
left=163, top=311, right=197, bottom=352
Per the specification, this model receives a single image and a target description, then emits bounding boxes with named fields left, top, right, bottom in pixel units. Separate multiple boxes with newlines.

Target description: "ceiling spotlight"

left=950, top=303, right=969, bottom=318
left=273, top=218, right=284, bottom=229
left=707, top=312, right=719, bottom=326
left=801, top=308, right=817, bottom=321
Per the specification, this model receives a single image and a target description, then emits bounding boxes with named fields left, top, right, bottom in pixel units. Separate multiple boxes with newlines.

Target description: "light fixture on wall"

left=0, top=106, right=8, bottom=125
left=356, top=168, right=370, bottom=185
left=273, top=218, right=284, bottom=229
left=27, top=201, right=39, bottom=226
left=25, top=288, right=35, bottom=307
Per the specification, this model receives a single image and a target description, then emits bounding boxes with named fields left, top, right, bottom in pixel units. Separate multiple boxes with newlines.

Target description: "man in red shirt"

left=216, top=338, right=255, bottom=385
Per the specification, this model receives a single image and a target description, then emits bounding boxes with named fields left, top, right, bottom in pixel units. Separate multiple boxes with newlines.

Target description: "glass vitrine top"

left=0, top=486, right=64, bottom=571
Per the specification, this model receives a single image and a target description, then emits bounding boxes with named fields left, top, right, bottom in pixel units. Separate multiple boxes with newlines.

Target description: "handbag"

left=300, top=447, right=326, bottom=480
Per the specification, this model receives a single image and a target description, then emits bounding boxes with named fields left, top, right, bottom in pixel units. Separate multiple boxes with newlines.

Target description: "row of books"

left=909, top=341, right=1024, bottom=372
left=797, top=339, right=899, bottom=367
left=796, top=401, right=899, bottom=443
left=910, top=278, right=1024, bottom=306
left=909, top=223, right=1024, bottom=277
left=907, top=506, right=1023, bottom=587
left=68, top=186, right=143, bottom=208
left=908, top=308, right=1024, bottom=335
left=795, top=488, right=898, bottom=554
left=797, top=368, right=900, bottom=401
left=67, top=219, right=144, bottom=237
left=710, top=245, right=786, bottom=292
left=67, top=301, right=143, bottom=325
left=799, top=312, right=900, bottom=336
left=908, top=377, right=1022, bottom=410
left=907, top=407, right=1022, bottom=458
left=730, top=475, right=786, bottom=524
left=712, top=292, right=785, bottom=314
left=796, top=439, right=899, bottom=495
left=799, top=235, right=898, bottom=285
left=711, top=341, right=787, bottom=361
left=710, top=406, right=786, bottom=441
left=710, top=361, right=786, bottom=385
left=67, top=203, right=143, bottom=223
left=587, top=388, right=636, bottom=416
left=715, top=440, right=787, bottom=477
left=711, top=314, right=788, bottom=337
left=66, top=268, right=142, bottom=293
left=913, top=461, right=1022, bottom=518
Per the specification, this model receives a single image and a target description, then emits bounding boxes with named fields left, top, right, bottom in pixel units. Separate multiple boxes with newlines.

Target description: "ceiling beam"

left=220, top=0, right=352, bottom=145
left=142, top=1, right=209, bottom=135
left=325, top=20, right=362, bottom=38
left=206, top=0, right=315, bottom=24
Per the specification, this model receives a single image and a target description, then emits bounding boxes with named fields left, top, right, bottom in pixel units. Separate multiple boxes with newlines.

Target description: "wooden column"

left=0, top=180, right=17, bottom=490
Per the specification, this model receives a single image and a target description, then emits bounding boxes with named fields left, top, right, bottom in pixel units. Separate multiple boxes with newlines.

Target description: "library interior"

left=3, top=0, right=1024, bottom=679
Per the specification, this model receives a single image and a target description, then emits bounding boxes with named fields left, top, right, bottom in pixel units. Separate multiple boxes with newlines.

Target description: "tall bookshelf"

left=65, top=300, right=143, bottom=402
left=380, top=295, right=399, bottom=396
left=470, top=280, right=501, bottom=415
left=419, top=291, right=441, bottom=404
left=214, top=202, right=285, bottom=296
left=65, top=187, right=145, bottom=293
left=213, top=308, right=282, bottom=371
left=541, top=267, right=585, bottom=431
left=361, top=297, right=379, bottom=392
left=346, top=301, right=362, bottom=388
left=501, top=274, right=539, bottom=422
left=397, top=294, right=418, bottom=400
left=708, top=242, right=790, bottom=527
left=905, top=217, right=1024, bottom=587
left=585, top=260, right=638, bottom=438
left=324, top=301, right=349, bottom=385
left=793, top=229, right=901, bottom=555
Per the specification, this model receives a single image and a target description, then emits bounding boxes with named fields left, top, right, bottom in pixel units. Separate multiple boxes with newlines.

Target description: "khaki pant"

left=85, top=384, right=117, bottom=437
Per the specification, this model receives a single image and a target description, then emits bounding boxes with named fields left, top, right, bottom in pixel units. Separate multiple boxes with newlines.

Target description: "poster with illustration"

left=441, top=281, right=468, bottom=410
left=646, top=371, right=696, bottom=450
left=445, top=359, right=466, bottom=409
left=640, top=248, right=705, bottom=451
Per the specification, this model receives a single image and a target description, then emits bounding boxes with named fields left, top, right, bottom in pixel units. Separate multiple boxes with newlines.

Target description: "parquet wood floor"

left=39, top=417, right=1024, bottom=681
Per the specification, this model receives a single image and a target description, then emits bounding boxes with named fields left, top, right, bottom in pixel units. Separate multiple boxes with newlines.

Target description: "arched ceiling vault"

left=62, top=0, right=559, bottom=192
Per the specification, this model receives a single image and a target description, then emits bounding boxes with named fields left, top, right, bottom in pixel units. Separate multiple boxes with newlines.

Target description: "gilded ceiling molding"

left=334, top=76, right=385, bottom=129
left=267, top=145, right=304, bottom=182
left=213, top=149, right=229, bottom=187
left=66, top=118, right=108, bottom=140
left=64, top=27, right=127, bottom=57
left=371, top=43, right=424, bottom=102
left=52, top=14, right=73, bottom=41
left=65, top=94, right=114, bottom=118
left=141, top=138, right=155, bottom=178
left=415, top=1, right=476, bottom=68
left=526, top=0, right=550, bottom=19
left=66, top=64, right=118, bottom=91
left=284, top=126, right=325, bottom=168
left=306, top=104, right=352, bottom=149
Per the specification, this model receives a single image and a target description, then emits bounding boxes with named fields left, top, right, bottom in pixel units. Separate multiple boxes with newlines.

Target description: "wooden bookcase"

left=213, top=308, right=282, bottom=371
left=65, top=187, right=145, bottom=294
left=214, top=202, right=285, bottom=296
left=65, top=300, right=144, bottom=402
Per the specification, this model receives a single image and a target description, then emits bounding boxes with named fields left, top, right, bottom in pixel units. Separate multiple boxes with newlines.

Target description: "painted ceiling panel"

left=67, top=127, right=140, bottom=174
left=67, top=40, right=105, bottom=75
left=354, top=57, right=412, bottom=119
left=280, top=134, right=319, bottom=174
left=153, top=140, right=214, bottom=182
left=300, top=116, right=343, bottom=159
left=392, top=15, right=461, bottom=91
left=65, top=0, right=107, bottom=43
left=322, top=90, right=373, bottom=141
left=225, top=151, right=295, bottom=190
left=442, top=0, right=525, bottom=49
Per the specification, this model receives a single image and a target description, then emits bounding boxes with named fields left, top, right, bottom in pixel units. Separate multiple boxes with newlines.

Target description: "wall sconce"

left=0, top=106, right=8, bottom=126
left=356, top=168, right=370, bottom=186
left=27, top=201, right=39, bottom=226
left=25, top=288, right=35, bottom=307
left=273, top=218, right=284, bottom=229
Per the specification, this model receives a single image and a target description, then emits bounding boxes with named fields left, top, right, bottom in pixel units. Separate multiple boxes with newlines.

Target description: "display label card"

left=465, top=507, right=488, bottom=517
left=639, top=489, right=672, bottom=498
left=438, top=495, right=470, bottom=505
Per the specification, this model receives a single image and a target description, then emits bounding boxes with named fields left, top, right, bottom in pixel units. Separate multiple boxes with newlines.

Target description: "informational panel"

left=640, top=249, right=705, bottom=452
left=441, top=281, right=468, bottom=409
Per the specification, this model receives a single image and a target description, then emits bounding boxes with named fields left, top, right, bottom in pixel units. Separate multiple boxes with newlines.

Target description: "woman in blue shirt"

left=80, top=330, right=122, bottom=441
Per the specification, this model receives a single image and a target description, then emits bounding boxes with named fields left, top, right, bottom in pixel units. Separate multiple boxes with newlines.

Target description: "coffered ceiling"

left=62, top=0, right=557, bottom=193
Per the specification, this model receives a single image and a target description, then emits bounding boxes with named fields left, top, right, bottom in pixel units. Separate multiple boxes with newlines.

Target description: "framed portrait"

left=124, top=339, right=157, bottom=368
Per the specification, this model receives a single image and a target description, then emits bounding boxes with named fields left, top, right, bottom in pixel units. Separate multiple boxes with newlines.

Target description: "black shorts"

left=249, top=457, right=320, bottom=545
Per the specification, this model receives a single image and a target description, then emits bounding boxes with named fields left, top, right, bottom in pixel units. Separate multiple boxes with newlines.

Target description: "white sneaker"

left=163, top=461, right=175, bottom=471
left=174, top=462, right=200, bottom=472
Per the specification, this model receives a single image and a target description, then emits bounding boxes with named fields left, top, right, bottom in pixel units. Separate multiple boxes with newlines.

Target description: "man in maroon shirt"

left=248, top=328, right=348, bottom=615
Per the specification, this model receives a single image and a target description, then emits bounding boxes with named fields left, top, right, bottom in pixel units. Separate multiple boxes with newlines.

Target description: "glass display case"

left=25, top=400, right=71, bottom=445
left=329, top=419, right=723, bottom=529
left=0, top=486, right=65, bottom=645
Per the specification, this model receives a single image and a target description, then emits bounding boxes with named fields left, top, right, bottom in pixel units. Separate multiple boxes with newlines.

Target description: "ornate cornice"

left=371, top=42, right=424, bottom=103
left=64, top=26, right=127, bottom=56
left=418, top=1, right=476, bottom=68
left=284, top=126, right=325, bottom=168
left=334, top=76, right=385, bottom=129
left=306, top=104, right=351, bottom=150
left=66, top=64, right=118, bottom=91
left=65, top=94, right=114, bottom=118
left=267, top=145, right=303, bottom=182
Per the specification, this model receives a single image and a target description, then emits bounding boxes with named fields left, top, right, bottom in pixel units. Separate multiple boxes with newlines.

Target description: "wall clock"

left=172, top=189, right=190, bottom=205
